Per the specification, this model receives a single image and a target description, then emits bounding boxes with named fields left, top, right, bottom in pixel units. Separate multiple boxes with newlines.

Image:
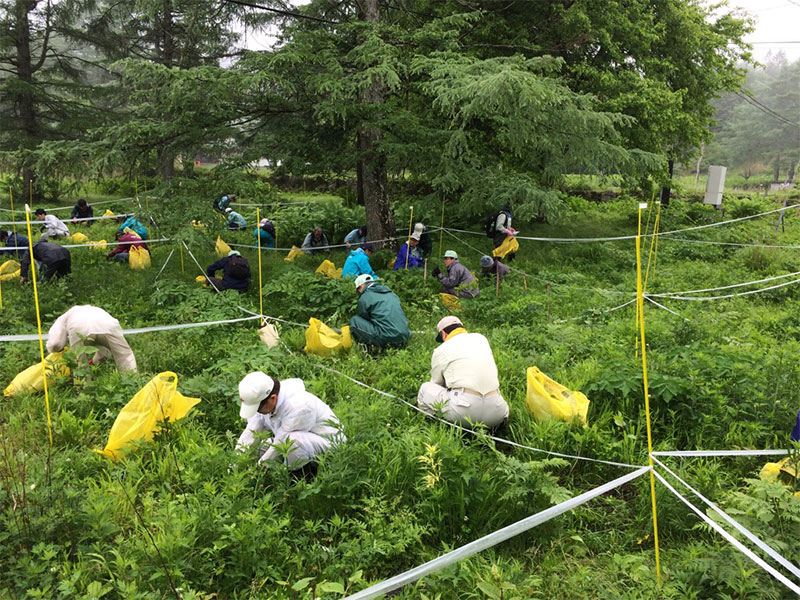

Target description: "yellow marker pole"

left=178, top=243, right=185, bottom=273
left=636, top=202, right=662, bottom=586
left=438, top=195, right=445, bottom=258
left=23, top=204, right=54, bottom=446
left=405, top=205, right=414, bottom=269
left=9, top=188, right=17, bottom=240
left=256, top=207, right=264, bottom=320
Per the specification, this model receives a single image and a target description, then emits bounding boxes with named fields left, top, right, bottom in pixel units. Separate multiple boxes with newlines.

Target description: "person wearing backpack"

left=214, top=194, right=235, bottom=214
left=485, top=203, right=517, bottom=261
left=254, top=218, right=275, bottom=248
left=205, top=250, right=250, bottom=292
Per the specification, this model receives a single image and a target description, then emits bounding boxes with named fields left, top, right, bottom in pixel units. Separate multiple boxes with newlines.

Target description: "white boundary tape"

left=343, top=466, right=651, bottom=600
left=662, top=237, right=800, bottom=249
left=653, top=457, right=800, bottom=579
left=654, top=277, right=800, bottom=302
left=654, top=470, right=800, bottom=596
left=648, top=270, right=800, bottom=298
left=0, top=213, right=133, bottom=226
left=3, top=237, right=172, bottom=251
left=644, top=296, right=690, bottom=321
left=0, top=197, right=137, bottom=213
left=652, top=449, right=790, bottom=457
left=0, top=315, right=261, bottom=342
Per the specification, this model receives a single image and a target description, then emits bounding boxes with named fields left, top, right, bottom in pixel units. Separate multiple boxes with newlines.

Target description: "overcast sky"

left=729, top=0, right=800, bottom=61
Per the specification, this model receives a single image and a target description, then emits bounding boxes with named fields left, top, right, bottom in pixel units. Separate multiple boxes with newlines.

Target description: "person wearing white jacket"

left=34, top=209, right=70, bottom=240
left=236, top=372, right=344, bottom=470
left=46, top=305, right=137, bottom=372
left=417, top=316, right=509, bottom=428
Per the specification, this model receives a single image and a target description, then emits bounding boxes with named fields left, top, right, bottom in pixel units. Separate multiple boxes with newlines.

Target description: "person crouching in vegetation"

left=46, top=305, right=137, bottom=373
left=0, top=230, right=28, bottom=258
left=349, top=274, right=410, bottom=349
left=116, top=215, right=148, bottom=239
left=342, top=242, right=375, bottom=278
left=34, top=208, right=70, bottom=240
left=480, top=255, right=509, bottom=283
left=301, top=226, right=330, bottom=255
left=254, top=218, right=275, bottom=248
left=71, top=199, right=93, bottom=225
left=433, top=250, right=479, bottom=298
left=19, top=241, right=71, bottom=283
left=107, top=230, right=148, bottom=263
left=236, top=371, right=344, bottom=475
left=393, top=231, right=424, bottom=270
left=224, top=207, right=247, bottom=230
left=417, top=316, right=508, bottom=429
left=213, top=194, right=234, bottom=214
left=344, top=225, right=367, bottom=249
left=205, top=250, right=250, bottom=292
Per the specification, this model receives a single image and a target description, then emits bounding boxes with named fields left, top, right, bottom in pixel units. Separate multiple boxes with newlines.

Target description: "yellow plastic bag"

left=195, top=275, right=207, bottom=285
left=284, top=245, right=303, bottom=262
left=0, top=260, right=21, bottom=282
left=315, top=259, right=342, bottom=279
left=69, top=232, right=89, bottom=244
left=103, top=209, right=115, bottom=217
left=129, top=246, right=151, bottom=270
left=492, top=235, right=519, bottom=259
left=3, top=352, right=70, bottom=397
left=440, top=293, right=461, bottom=311
left=526, top=366, right=589, bottom=426
left=86, top=240, right=107, bottom=251
left=304, top=318, right=351, bottom=356
left=215, top=236, right=232, bottom=259
left=191, top=219, right=205, bottom=229
left=760, top=457, right=800, bottom=483
left=96, top=372, right=200, bottom=460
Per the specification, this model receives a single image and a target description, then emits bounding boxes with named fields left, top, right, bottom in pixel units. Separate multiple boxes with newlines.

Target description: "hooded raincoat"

left=349, top=281, right=410, bottom=347
left=341, top=248, right=375, bottom=278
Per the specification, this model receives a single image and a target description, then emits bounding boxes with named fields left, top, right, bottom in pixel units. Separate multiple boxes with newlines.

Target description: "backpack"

left=484, top=213, right=497, bottom=237
left=213, top=197, right=221, bottom=211
left=261, top=220, right=276, bottom=237
left=228, top=255, right=251, bottom=280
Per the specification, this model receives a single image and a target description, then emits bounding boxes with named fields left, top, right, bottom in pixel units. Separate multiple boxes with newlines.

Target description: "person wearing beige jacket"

left=417, top=316, right=509, bottom=428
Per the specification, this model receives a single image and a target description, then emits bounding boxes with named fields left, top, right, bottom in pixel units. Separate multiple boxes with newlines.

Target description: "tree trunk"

left=773, top=155, right=781, bottom=182
left=356, top=0, right=395, bottom=248
left=660, top=157, right=674, bottom=208
left=787, top=160, right=796, bottom=184
left=158, top=148, right=175, bottom=181
left=14, top=0, right=42, bottom=201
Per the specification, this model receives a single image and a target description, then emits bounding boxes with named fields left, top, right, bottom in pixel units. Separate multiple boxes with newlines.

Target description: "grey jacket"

left=438, top=259, right=479, bottom=298
left=20, top=241, right=70, bottom=276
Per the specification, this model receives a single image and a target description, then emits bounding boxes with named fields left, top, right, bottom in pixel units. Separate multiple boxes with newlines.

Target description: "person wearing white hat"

left=349, top=274, right=410, bottom=347
left=432, top=250, right=479, bottom=298
left=417, top=316, right=508, bottom=428
left=236, top=371, right=344, bottom=470
left=224, top=207, right=247, bottom=230
left=392, top=231, right=424, bottom=270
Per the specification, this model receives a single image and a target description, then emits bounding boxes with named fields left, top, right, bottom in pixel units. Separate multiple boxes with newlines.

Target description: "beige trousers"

left=70, top=330, right=137, bottom=372
left=417, top=382, right=509, bottom=428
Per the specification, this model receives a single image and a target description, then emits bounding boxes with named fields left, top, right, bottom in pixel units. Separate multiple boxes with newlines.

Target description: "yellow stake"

left=257, top=208, right=264, bottom=320
left=405, top=205, right=414, bottom=269
left=636, top=203, right=662, bottom=586
left=23, top=204, right=54, bottom=446
left=438, top=195, right=445, bottom=258
left=9, top=188, right=17, bottom=240
left=178, top=243, right=185, bottom=273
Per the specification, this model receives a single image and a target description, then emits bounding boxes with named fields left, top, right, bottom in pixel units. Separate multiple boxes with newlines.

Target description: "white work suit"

left=40, top=215, right=70, bottom=240
left=417, top=330, right=509, bottom=427
left=46, top=305, right=137, bottom=372
left=237, top=379, right=344, bottom=468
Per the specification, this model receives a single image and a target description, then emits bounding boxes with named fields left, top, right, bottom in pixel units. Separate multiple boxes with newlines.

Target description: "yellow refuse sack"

left=69, top=232, right=89, bottom=244
left=440, top=293, right=461, bottom=311
left=215, top=236, right=231, bottom=258
left=86, top=240, right=107, bottom=251
left=3, top=352, right=70, bottom=397
left=191, top=220, right=205, bottom=229
left=103, top=209, right=115, bottom=217
left=195, top=275, right=208, bottom=285
left=284, top=245, right=303, bottom=262
left=96, top=372, right=200, bottom=460
left=315, top=259, right=342, bottom=279
left=493, top=235, right=519, bottom=259
left=0, top=260, right=21, bottom=282
left=129, top=246, right=151, bottom=270
left=304, top=318, right=351, bottom=356
left=760, top=457, right=800, bottom=484
left=526, top=366, right=589, bottom=426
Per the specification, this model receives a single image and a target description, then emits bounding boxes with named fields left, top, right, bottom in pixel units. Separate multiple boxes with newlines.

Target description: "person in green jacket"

left=349, top=274, right=410, bottom=348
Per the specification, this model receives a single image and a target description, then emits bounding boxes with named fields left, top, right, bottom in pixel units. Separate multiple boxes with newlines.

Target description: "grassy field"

left=2, top=187, right=800, bottom=599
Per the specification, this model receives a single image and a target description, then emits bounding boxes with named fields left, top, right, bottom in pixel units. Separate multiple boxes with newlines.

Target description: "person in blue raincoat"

left=225, top=208, right=247, bottom=230
left=254, top=218, right=275, bottom=248
left=341, top=243, right=375, bottom=278
left=393, top=232, right=424, bottom=270
left=117, top=215, right=148, bottom=239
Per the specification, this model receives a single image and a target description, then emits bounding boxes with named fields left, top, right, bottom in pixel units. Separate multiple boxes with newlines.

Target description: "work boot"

left=290, top=461, right=319, bottom=483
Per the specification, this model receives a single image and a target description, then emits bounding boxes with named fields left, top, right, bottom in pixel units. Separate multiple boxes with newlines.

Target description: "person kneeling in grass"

left=417, top=316, right=508, bottom=429
left=205, top=250, right=250, bottom=292
left=349, top=274, right=410, bottom=348
left=46, top=305, right=137, bottom=372
left=106, top=229, right=148, bottom=263
left=236, top=371, right=344, bottom=475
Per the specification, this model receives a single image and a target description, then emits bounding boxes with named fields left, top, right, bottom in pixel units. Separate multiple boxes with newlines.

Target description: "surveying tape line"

left=0, top=197, right=138, bottom=213
left=652, top=457, right=800, bottom=580
left=653, top=470, right=800, bottom=596
left=226, top=231, right=426, bottom=253
left=343, top=466, right=651, bottom=600
left=652, top=449, right=790, bottom=457
left=0, top=315, right=262, bottom=343
left=552, top=298, right=636, bottom=324
left=648, top=269, right=800, bottom=298
left=662, top=237, right=800, bottom=250
left=644, top=296, right=691, bottom=322
left=3, top=237, right=173, bottom=251
left=0, top=213, right=133, bottom=226
left=654, top=277, right=800, bottom=302
left=315, top=363, right=644, bottom=469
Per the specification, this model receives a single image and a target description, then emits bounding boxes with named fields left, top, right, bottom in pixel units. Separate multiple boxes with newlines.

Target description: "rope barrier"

left=0, top=196, right=138, bottom=213
left=648, top=269, right=800, bottom=298
left=662, top=237, right=800, bottom=249
left=652, top=457, right=800, bottom=580
left=0, top=212, right=134, bottom=226
left=653, top=277, right=800, bottom=302
left=342, top=466, right=651, bottom=600
left=652, top=449, right=790, bottom=457
left=653, top=470, right=800, bottom=596
left=2, top=237, right=173, bottom=251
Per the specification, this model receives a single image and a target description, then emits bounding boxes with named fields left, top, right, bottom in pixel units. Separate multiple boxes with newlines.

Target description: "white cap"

left=354, top=273, right=373, bottom=289
left=444, top=250, right=458, bottom=259
left=225, top=207, right=232, bottom=214
left=410, top=232, right=421, bottom=241
left=238, top=371, right=274, bottom=419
